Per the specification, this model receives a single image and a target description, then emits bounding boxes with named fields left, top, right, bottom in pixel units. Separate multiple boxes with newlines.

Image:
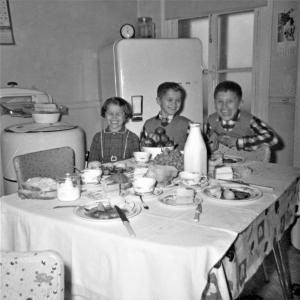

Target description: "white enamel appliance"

left=0, top=86, right=86, bottom=195
left=99, top=38, right=203, bottom=136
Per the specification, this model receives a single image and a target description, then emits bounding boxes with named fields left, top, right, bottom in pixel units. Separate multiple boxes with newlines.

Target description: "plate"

left=130, top=187, right=163, bottom=196
left=18, top=188, right=56, bottom=200
left=172, top=176, right=209, bottom=188
left=158, top=189, right=200, bottom=206
left=74, top=200, right=141, bottom=221
left=223, top=154, right=245, bottom=165
left=201, top=183, right=262, bottom=205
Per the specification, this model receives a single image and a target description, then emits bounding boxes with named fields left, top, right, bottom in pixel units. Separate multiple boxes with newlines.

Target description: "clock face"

left=120, top=24, right=135, bottom=39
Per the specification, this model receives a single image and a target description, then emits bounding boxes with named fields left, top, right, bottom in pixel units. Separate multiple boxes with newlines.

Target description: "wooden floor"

left=238, top=229, right=300, bottom=300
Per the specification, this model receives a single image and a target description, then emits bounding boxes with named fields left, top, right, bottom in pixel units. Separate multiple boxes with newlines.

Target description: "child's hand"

left=88, top=161, right=102, bottom=169
left=208, top=132, right=219, bottom=152
left=218, top=135, right=237, bottom=148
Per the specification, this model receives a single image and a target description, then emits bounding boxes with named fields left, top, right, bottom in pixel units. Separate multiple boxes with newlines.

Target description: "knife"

left=114, top=205, right=136, bottom=237
left=218, top=179, right=274, bottom=191
left=193, top=203, right=202, bottom=222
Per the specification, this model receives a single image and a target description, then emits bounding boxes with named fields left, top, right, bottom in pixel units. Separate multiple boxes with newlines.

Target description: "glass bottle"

left=136, top=17, right=155, bottom=38
left=57, top=173, right=80, bottom=201
left=184, top=123, right=207, bottom=175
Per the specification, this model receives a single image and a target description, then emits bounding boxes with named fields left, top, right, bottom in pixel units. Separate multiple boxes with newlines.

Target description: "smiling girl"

left=88, top=97, right=139, bottom=164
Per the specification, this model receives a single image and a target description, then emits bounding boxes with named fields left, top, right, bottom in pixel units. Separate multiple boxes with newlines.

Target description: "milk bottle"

left=184, top=123, right=207, bottom=175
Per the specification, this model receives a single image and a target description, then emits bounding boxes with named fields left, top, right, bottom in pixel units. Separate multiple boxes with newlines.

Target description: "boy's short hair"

left=214, top=81, right=243, bottom=100
left=157, top=82, right=186, bottom=101
left=101, top=97, right=132, bottom=120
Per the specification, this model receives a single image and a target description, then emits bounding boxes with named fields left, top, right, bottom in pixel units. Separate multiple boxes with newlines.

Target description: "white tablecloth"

left=1, top=194, right=236, bottom=300
left=1, top=162, right=299, bottom=300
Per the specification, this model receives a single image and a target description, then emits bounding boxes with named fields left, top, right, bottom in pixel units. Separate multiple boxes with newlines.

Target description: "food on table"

left=179, top=171, right=201, bottom=185
left=222, top=189, right=235, bottom=200
left=141, top=127, right=175, bottom=148
left=133, top=177, right=156, bottom=194
left=86, top=204, right=129, bottom=220
left=214, top=166, right=233, bottom=180
left=151, top=148, right=184, bottom=171
left=101, top=163, right=133, bottom=175
left=81, top=168, right=102, bottom=184
left=174, top=188, right=195, bottom=204
left=23, top=177, right=57, bottom=192
left=146, top=164, right=178, bottom=185
left=207, top=185, right=251, bottom=200
left=105, top=173, right=129, bottom=185
left=155, top=127, right=166, bottom=135
left=208, top=186, right=223, bottom=198
left=232, top=166, right=252, bottom=178
left=133, top=151, right=151, bottom=163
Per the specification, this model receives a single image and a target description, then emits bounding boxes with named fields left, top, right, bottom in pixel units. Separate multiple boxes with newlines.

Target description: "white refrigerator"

left=99, top=38, right=203, bottom=137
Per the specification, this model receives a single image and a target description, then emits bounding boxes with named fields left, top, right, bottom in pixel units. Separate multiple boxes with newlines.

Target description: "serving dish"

left=74, top=200, right=141, bottom=221
left=201, top=183, right=262, bottom=205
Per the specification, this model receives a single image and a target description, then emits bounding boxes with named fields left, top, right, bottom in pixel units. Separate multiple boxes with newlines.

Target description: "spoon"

left=138, top=194, right=149, bottom=210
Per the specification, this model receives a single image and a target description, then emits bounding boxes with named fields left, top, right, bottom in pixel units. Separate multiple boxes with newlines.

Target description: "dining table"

left=1, top=160, right=299, bottom=300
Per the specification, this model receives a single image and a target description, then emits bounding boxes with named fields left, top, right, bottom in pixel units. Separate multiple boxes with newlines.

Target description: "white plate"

left=172, top=176, right=209, bottom=188
left=129, top=187, right=163, bottom=196
left=158, top=189, right=201, bottom=207
left=201, top=183, right=262, bottom=205
left=74, top=200, right=141, bottom=221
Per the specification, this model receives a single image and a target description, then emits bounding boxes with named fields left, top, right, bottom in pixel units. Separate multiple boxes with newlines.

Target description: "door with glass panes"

left=178, top=11, right=254, bottom=122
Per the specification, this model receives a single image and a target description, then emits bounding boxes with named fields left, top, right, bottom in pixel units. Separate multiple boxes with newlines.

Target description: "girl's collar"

left=104, top=126, right=127, bottom=134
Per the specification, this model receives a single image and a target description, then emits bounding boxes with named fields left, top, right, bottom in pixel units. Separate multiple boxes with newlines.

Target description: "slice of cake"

left=214, top=166, right=233, bottom=180
left=175, top=188, right=195, bottom=204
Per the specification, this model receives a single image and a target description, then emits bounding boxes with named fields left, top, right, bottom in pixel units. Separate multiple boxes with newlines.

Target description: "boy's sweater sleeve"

left=236, top=116, right=279, bottom=150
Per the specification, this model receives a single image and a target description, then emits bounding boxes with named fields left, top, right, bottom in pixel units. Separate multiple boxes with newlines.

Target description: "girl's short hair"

left=214, top=81, right=243, bottom=99
left=157, top=82, right=186, bottom=101
left=101, top=97, right=133, bottom=120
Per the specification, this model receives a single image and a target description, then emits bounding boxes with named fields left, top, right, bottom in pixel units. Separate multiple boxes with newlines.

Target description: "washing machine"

left=0, top=86, right=86, bottom=195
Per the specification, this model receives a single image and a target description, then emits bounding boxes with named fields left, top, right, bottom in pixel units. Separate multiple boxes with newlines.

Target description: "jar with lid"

left=184, top=123, right=207, bottom=176
left=136, top=17, right=155, bottom=38
left=57, top=173, right=80, bottom=201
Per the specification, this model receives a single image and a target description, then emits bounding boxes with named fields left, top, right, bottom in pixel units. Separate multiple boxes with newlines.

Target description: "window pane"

left=219, top=72, right=252, bottom=112
left=218, top=11, right=254, bottom=69
left=179, top=17, right=209, bottom=69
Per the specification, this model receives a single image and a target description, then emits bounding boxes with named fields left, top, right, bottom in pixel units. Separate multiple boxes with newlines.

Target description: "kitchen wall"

left=139, top=0, right=299, bottom=167
left=268, top=0, right=298, bottom=165
left=1, top=0, right=138, bottom=148
left=1, top=0, right=299, bottom=168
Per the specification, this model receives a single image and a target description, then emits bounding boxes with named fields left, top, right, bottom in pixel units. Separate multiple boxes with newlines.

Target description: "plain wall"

left=0, top=0, right=138, bottom=148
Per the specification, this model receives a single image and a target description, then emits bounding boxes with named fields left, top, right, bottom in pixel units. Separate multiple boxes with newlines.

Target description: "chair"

left=13, top=146, right=75, bottom=187
left=0, top=250, right=64, bottom=300
left=216, top=143, right=271, bottom=162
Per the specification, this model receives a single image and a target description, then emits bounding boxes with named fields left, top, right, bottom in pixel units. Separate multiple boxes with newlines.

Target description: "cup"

left=80, top=168, right=102, bottom=184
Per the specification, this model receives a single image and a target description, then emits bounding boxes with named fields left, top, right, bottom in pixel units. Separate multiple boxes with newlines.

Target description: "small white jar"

left=57, top=173, right=80, bottom=201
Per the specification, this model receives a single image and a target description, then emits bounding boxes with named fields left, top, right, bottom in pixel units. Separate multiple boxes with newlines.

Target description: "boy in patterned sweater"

left=206, top=80, right=278, bottom=154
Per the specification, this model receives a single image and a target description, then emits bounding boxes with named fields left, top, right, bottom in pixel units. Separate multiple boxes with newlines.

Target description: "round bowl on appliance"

left=32, top=112, right=61, bottom=124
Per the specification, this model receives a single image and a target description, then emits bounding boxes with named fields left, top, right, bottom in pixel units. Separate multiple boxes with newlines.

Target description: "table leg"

left=272, top=239, right=294, bottom=300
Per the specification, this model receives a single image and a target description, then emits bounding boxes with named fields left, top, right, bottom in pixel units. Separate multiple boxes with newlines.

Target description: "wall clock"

left=120, top=24, right=135, bottom=39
